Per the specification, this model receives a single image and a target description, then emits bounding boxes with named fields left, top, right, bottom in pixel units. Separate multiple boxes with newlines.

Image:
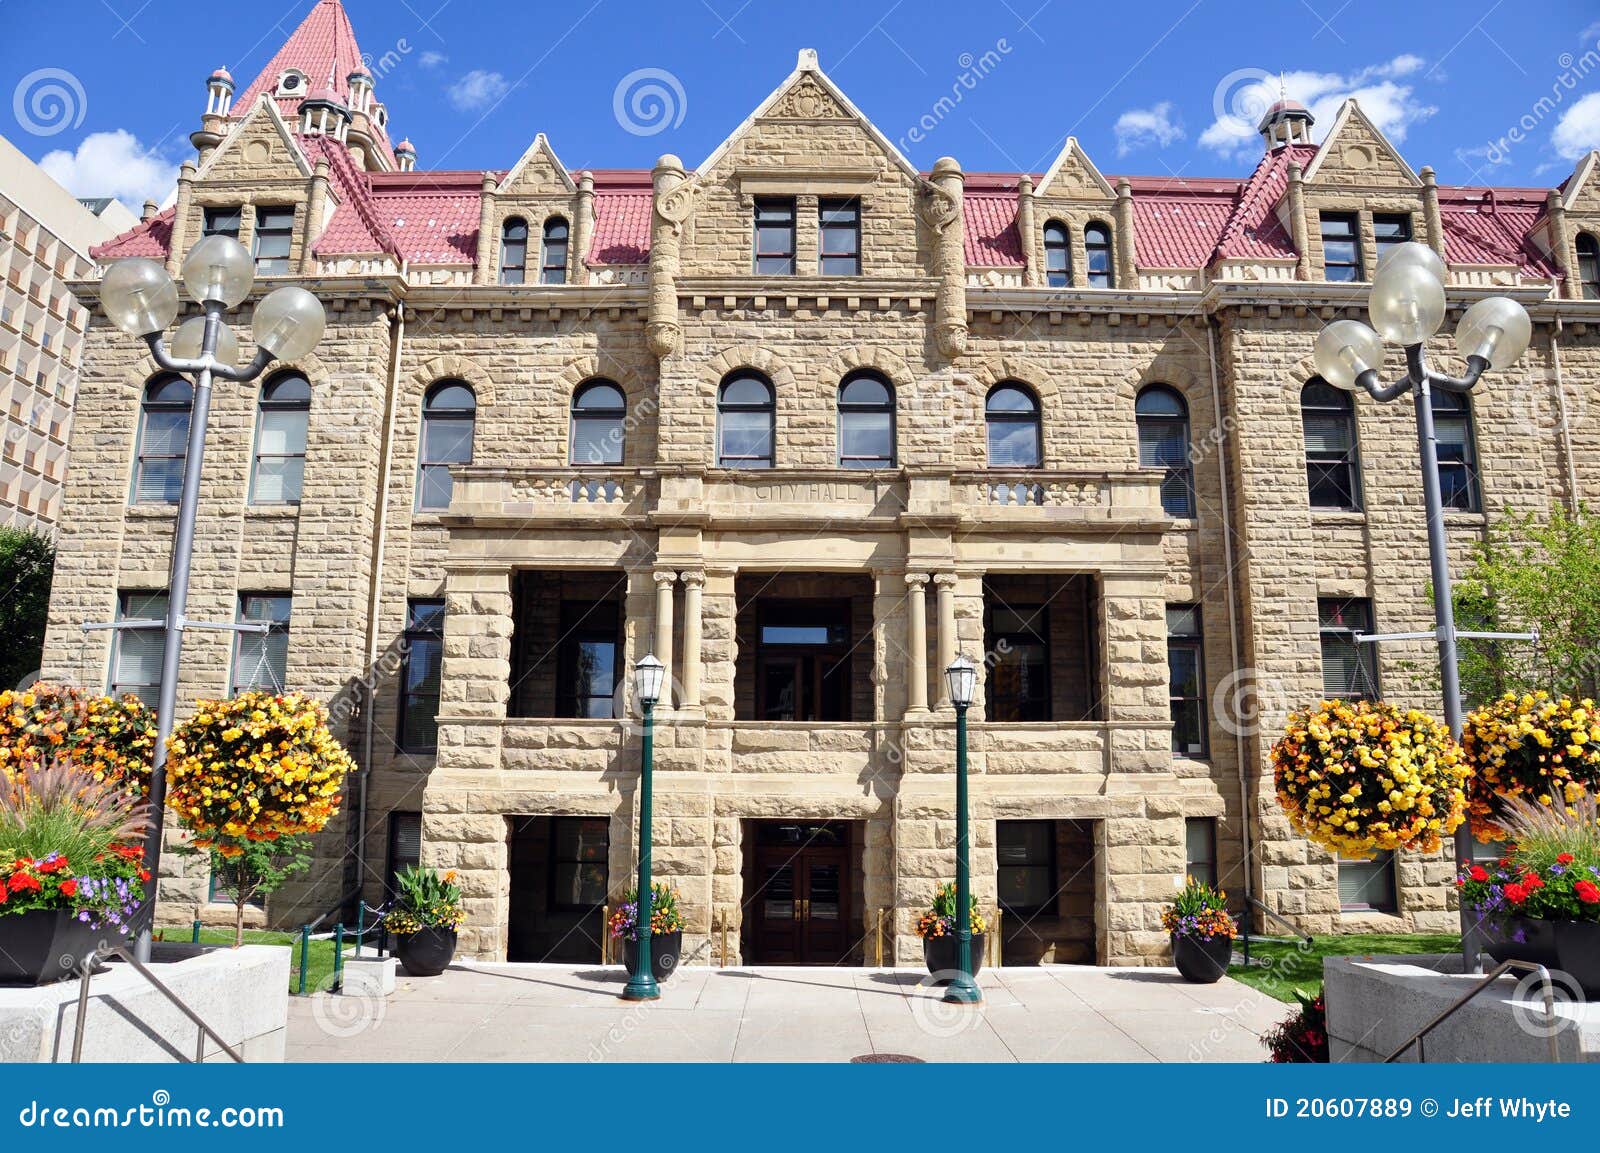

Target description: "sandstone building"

left=0, top=133, right=135, bottom=532
left=42, top=0, right=1600, bottom=965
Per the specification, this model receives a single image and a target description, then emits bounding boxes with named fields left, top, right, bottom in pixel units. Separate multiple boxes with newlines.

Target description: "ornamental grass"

left=1272, top=699, right=1468, bottom=859
left=165, top=691, right=354, bottom=854
left=1460, top=691, right=1600, bottom=842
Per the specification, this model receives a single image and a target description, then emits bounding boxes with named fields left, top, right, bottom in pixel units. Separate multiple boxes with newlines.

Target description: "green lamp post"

left=621, top=653, right=666, bottom=1002
left=943, top=655, right=982, bottom=1005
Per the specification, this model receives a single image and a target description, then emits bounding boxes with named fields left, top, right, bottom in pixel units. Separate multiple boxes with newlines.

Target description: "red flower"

left=138, top=868, right=150, bottom=882
left=1504, top=882, right=1529, bottom=904
left=58, top=878, right=78, bottom=897
left=1557, top=853, right=1574, bottom=865
left=0, top=885, right=8, bottom=904
left=1524, top=872, right=1545, bottom=890
left=1469, top=865, right=1489, bottom=882
left=8, top=873, right=41, bottom=894
left=36, top=857, right=67, bottom=875
left=1576, top=881, right=1600, bottom=905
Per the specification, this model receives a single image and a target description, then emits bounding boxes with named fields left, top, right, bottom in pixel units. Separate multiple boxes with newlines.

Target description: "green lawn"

left=1228, top=933, right=1460, bottom=1003
left=158, top=927, right=362, bottom=995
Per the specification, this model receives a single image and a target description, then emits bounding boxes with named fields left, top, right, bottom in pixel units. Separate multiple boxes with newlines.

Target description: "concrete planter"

left=1171, top=933, right=1232, bottom=983
left=0, top=909, right=121, bottom=987
left=922, top=932, right=985, bottom=981
left=622, top=929, right=682, bottom=982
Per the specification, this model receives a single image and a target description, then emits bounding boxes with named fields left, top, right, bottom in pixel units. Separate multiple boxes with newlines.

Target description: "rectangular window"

left=755, top=601, right=852, bottom=721
left=231, top=594, right=291, bottom=695
left=1372, top=213, right=1412, bottom=261
left=1338, top=852, right=1397, bottom=912
left=386, top=810, right=422, bottom=897
left=252, top=206, right=295, bottom=274
left=1320, top=212, right=1362, bottom=281
left=110, top=591, right=166, bottom=706
left=202, top=206, right=241, bottom=239
left=818, top=199, right=860, bottom=275
left=985, top=604, right=1049, bottom=722
left=754, top=198, right=796, bottom=275
left=399, top=599, right=445, bottom=752
left=550, top=816, right=609, bottom=910
left=208, top=866, right=266, bottom=907
left=556, top=601, right=620, bottom=718
left=1319, top=597, right=1378, bottom=701
left=1166, top=605, right=1206, bottom=756
left=1185, top=818, right=1218, bottom=888
left=997, top=820, right=1055, bottom=914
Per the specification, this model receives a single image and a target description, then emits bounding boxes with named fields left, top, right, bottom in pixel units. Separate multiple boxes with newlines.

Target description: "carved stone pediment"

left=765, top=76, right=848, bottom=120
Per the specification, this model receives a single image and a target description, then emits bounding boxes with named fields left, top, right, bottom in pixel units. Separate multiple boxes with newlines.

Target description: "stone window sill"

left=126, top=503, right=177, bottom=519
left=1311, top=509, right=1366, bottom=527
left=244, top=504, right=300, bottom=519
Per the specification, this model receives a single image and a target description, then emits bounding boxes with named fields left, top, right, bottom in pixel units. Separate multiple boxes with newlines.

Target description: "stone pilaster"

left=933, top=572, right=957, bottom=709
left=926, top=157, right=967, bottom=359
left=166, top=162, right=196, bottom=275
left=572, top=169, right=596, bottom=285
left=648, top=154, right=689, bottom=357
left=300, top=160, right=330, bottom=274
left=1114, top=176, right=1137, bottom=288
left=680, top=570, right=704, bottom=708
left=653, top=568, right=677, bottom=708
left=1016, top=175, right=1041, bottom=287
left=474, top=171, right=497, bottom=285
left=904, top=572, right=929, bottom=714
left=1420, top=165, right=1446, bottom=260
left=1287, top=162, right=1311, bottom=280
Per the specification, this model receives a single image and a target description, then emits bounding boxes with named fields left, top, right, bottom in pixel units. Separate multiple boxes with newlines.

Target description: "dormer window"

left=1320, top=212, right=1362, bottom=281
left=1042, top=221, right=1069, bottom=287
left=1577, top=232, right=1600, bottom=299
left=754, top=198, right=796, bottom=275
left=1084, top=222, right=1114, bottom=288
left=275, top=70, right=307, bottom=97
left=1373, top=214, right=1412, bottom=262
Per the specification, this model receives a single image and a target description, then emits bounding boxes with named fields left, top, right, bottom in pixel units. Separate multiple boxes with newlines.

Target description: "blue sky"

left=4, top=0, right=1600, bottom=210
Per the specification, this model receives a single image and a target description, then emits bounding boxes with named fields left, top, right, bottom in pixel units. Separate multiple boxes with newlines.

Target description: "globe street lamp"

left=1312, top=241, right=1531, bottom=973
left=99, top=238, right=326, bottom=961
left=621, top=653, right=666, bottom=1001
left=942, top=654, right=981, bottom=1005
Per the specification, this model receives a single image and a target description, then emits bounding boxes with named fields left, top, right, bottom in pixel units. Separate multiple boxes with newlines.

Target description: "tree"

left=0, top=528, right=54, bottom=691
left=179, top=835, right=313, bottom=947
left=1453, top=504, right=1600, bottom=703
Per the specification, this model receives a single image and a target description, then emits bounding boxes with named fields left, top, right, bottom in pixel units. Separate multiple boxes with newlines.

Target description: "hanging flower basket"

left=1460, top=692, right=1600, bottom=842
left=0, top=684, right=154, bottom=797
left=1272, top=699, right=1467, bottom=858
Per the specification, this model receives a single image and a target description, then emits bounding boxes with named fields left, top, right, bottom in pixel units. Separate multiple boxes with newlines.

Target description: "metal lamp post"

left=1311, top=241, right=1532, bottom=975
left=943, top=655, right=981, bottom=1005
left=621, top=653, right=666, bottom=1001
left=97, top=239, right=327, bottom=962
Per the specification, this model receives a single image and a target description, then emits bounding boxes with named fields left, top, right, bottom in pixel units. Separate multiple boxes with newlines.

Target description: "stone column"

left=1016, top=175, right=1041, bottom=287
left=904, top=572, right=930, bottom=715
left=653, top=569, right=677, bottom=708
left=299, top=160, right=330, bottom=274
left=1114, top=177, right=1138, bottom=288
left=474, top=172, right=497, bottom=285
left=166, top=162, right=197, bottom=276
left=933, top=572, right=957, bottom=709
left=1420, top=166, right=1446, bottom=261
left=1286, top=163, right=1311, bottom=281
left=572, top=169, right=596, bottom=286
left=648, top=154, right=689, bottom=357
left=680, top=570, right=704, bottom=709
left=927, top=157, right=967, bottom=359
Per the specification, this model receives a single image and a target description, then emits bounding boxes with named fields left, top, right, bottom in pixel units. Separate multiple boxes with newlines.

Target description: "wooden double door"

left=745, top=822, right=852, bottom=964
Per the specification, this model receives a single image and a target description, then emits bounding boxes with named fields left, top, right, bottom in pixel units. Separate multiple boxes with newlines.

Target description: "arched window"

left=499, top=217, right=528, bottom=285
left=250, top=372, right=311, bottom=504
left=1136, top=385, right=1194, bottom=518
left=417, top=380, right=476, bottom=511
left=837, top=371, right=895, bottom=468
left=570, top=379, right=626, bottom=465
left=540, top=217, right=569, bottom=285
left=716, top=371, right=775, bottom=469
left=1301, top=379, right=1361, bottom=510
left=1043, top=220, right=1070, bottom=288
left=1578, top=232, right=1600, bottom=300
left=985, top=382, right=1042, bottom=468
left=1084, top=222, right=1114, bottom=288
left=1432, top=390, right=1480, bottom=512
left=133, top=374, right=192, bottom=504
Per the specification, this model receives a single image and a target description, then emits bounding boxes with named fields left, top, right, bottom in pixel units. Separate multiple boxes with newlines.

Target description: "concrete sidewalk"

left=288, top=963, right=1288, bottom=1062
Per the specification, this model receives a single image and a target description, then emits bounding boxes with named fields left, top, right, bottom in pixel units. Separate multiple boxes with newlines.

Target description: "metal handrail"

left=70, top=944, right=244, bottom=1063
left=1238, top=896, right=1313, bottom=969
left=1384, top=959, right=1561, bottom=1063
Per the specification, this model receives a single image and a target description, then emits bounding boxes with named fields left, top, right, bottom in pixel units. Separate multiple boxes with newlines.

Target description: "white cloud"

left=1581, top=20, right=1600, bottom=43
left=419, top=50, right=447, bottom=69
left=1198, top=56, right=1437, bottom=161
left=38, top=130, right=178, bottom=211
left=1553, top=91, right=1600, bottom=160
left=1114, top=101, right=1184, bottom=156
left=447, top=69, right=509, bottom=112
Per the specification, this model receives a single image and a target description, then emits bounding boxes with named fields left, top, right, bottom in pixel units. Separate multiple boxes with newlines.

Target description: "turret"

left=394, top=138, right=417, bottom=172
left=190, top=66, right=234, bottom=160
left=298, top=87, right=350, bottom=140
left=1258, top=98, right=1314, bottom=150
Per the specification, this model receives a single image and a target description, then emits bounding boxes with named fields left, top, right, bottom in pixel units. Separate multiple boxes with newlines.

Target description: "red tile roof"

left=962, top=174, right=1025, bottom=267
left=587, top=170, right=652, bottom=265
left=1438, top=188, right=1557, bottom=278
left=1123, top=177, right=1240, bottom=269
left=1212, top=144, right=1316, bottom=261
left=91, top=208, right=173, bottom=260
left=230, top=0, right=396, bottom=168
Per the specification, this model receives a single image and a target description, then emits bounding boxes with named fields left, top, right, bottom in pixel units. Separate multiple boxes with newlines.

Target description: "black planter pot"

left=922, top=932, right=986, bottom=981
left=1482, top=916, right=1559, bottom=969
left=621, top=929, right=682, bottom=982
left=1552, top=920, right=1600, bottom=997
left=0, top=908, right=117, bottom=986
left=1172, top=932, right=1234, bottom=983
left=393, top=926, right=457, bottom=977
